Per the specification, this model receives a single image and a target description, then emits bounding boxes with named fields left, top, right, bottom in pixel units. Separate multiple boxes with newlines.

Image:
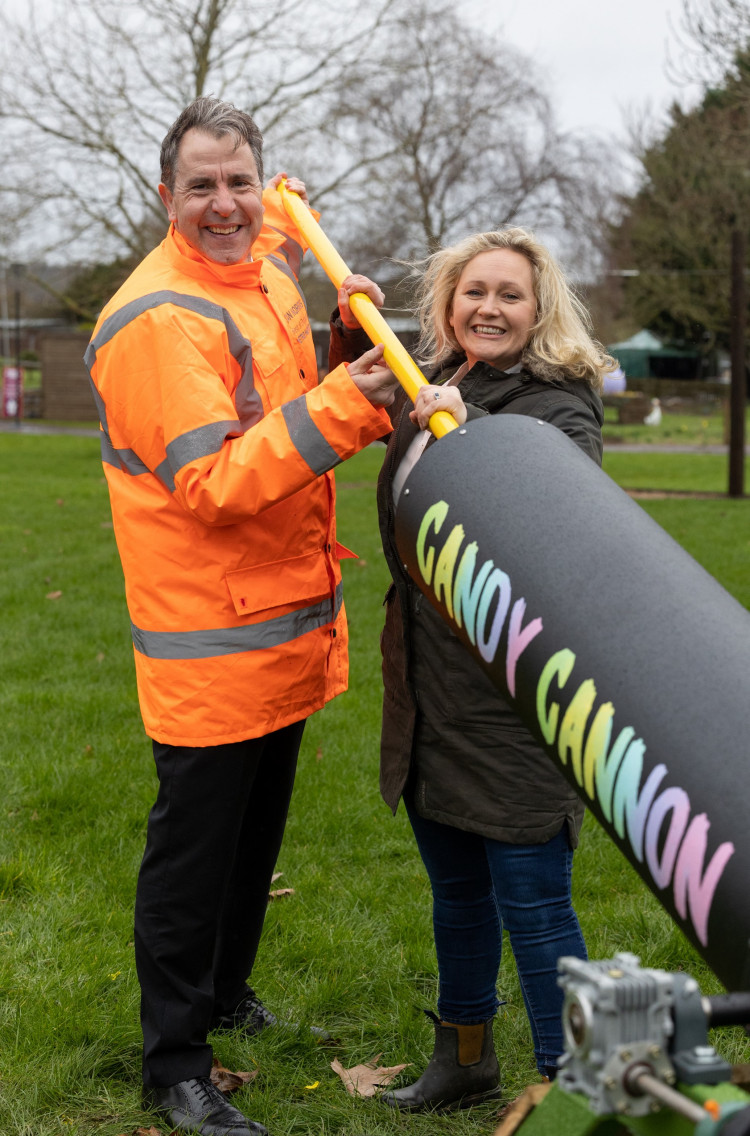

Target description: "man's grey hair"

left=160, top=96, right=264, bottom=191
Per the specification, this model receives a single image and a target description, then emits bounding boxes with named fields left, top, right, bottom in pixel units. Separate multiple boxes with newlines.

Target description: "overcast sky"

left=464, top=0, right=700, bottom=142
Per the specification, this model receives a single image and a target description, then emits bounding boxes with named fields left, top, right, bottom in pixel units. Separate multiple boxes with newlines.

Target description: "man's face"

left=158, top=128, right=264, bottom=265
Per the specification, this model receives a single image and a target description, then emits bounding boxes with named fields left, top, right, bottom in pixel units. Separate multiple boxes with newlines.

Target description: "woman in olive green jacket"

left=374, top=228, right=611, bottom=1111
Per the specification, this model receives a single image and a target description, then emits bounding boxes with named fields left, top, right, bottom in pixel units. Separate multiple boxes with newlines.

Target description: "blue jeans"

left=405, top=798, right=587, bottom=1075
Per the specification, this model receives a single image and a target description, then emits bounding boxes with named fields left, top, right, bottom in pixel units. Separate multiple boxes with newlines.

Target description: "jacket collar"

left=164, top=224, right=284, bottom=287
left=459, top=358, right=604, bottom=424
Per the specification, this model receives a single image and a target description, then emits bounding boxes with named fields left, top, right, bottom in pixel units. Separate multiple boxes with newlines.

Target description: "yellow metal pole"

left=278, top=180, right=458, bottom=438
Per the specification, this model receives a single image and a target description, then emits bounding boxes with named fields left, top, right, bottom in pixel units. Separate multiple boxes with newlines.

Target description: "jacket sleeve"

left=174, top=369, right=391, bottom=525
left=535, top=389, right=604, bottom=465
left=92, top=305, right=391, bottom=527
left=328, top=310, right=372, bottom=370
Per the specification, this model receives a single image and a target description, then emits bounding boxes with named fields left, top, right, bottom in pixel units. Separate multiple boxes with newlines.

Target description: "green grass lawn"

left=1, top=437, right=749, bottom=1135
left=600, top=400, right=749, bottom=447
left=603, top=448, right=750, bottom=493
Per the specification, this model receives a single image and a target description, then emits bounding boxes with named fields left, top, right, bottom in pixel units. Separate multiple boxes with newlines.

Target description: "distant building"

left=0, top=317, right=68, bottom=359
left=608, top=330, right=702, bottom=381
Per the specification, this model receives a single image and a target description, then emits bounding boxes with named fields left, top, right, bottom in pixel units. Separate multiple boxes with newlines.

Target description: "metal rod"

left=629, top=1069, right=710, bottom=1125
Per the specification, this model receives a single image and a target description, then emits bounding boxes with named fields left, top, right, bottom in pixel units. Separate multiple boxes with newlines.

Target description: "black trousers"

left=134, top=720, right=305, bottom=1086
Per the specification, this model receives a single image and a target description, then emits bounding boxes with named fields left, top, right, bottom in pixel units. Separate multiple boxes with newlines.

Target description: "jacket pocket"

left=225, top=551, right=331, bottom=618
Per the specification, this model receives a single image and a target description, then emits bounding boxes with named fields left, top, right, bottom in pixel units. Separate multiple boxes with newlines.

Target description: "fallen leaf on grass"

left=268, top=871, right=293, bottom=899
left=331, top=1055, right=409, bottom=1098
left=492, top=1082, right=551, bottom=1135
left=46, top=590, right=63, bottom=600
left=211, top=1057, right=258, bottom=1094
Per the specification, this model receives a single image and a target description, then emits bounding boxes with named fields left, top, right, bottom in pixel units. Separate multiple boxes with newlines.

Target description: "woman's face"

left=448, top=248, right=536, bottom=371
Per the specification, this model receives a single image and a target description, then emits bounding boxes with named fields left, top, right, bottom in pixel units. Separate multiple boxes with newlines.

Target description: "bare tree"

left=0, top=0, right=397, bottom=267
left=312, top=1, right=619, bottom=275
left=669, top=0, right=750, bottom=90
left=0, top=0, right=619, bottom=322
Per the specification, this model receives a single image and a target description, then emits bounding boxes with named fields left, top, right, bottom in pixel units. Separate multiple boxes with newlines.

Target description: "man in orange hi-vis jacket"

left=86, top=96, right=398, bottom=1136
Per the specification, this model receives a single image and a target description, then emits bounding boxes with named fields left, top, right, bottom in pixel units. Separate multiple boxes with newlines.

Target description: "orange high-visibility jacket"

left=86, top=187, right=390, bottom=746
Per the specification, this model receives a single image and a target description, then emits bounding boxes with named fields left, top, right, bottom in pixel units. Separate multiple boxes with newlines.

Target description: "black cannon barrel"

left=393, top=414, right=750, bottom=991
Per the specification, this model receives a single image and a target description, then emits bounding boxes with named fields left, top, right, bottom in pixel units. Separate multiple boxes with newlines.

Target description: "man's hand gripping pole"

left=278, top=180, right=458, bottom=439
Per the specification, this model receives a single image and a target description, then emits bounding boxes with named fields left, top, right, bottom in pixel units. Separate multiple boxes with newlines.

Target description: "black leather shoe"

left=213, top=988, right=331, bottom=1041
left=143, top=1076, right=268, bottom=1135
left=213, top=989, right=278, bottom=1035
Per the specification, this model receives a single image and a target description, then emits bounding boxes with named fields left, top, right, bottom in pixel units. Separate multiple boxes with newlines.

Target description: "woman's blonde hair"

left=413, top=228, right=614, bottom=390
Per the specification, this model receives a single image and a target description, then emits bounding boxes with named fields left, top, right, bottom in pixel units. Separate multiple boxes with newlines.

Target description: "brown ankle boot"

left=381, top=1011, right=501, bottom=1112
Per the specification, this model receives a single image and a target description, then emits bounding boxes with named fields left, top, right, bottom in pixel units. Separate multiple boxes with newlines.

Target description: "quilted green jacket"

left=375, top=353, right=603, bottom=846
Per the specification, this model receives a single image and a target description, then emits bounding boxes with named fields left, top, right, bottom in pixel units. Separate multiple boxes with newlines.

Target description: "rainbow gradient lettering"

left=415, top=499, right=734, bottom=947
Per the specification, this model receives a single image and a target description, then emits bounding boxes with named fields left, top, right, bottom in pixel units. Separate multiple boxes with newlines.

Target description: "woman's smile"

left=449, top=248, right=536, bottom=371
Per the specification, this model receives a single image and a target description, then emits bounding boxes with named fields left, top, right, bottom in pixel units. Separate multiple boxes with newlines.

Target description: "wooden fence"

left=38, top=331, right=96, bottom=421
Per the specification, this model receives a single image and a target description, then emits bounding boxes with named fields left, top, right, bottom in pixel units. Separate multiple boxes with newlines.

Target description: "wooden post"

left=13, top=262, right=23, bottom=427
left=728, top=229, right=746, bottom=498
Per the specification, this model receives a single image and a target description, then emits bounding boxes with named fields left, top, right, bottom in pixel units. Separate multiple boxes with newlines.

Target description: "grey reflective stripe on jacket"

left=165, top=420, right=241, bottom=483
left=265, top=227, right=304, bottom=280
left=85, top=290, right=263, bottom=488
left=281, top=395, right=343, bottom=475
left=132, top=582, right=343, bottom=659
left=266, top=254, right=308, bottom=307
